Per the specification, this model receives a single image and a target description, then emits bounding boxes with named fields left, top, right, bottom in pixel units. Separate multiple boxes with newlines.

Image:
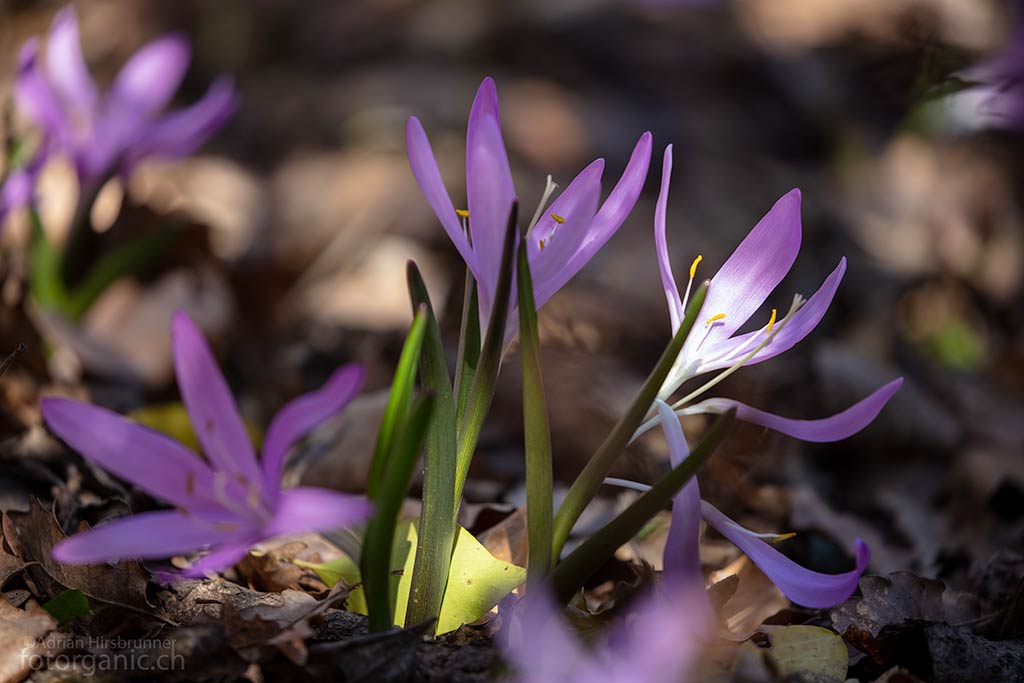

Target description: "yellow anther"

left=538, top=239, right=546, bottom=251
left=456, top=209, right=470, bottom=218
left=550, top=213, right=566, bottom=224
left=689, top=255, right=703, bottom=279
left=214, top=522, right=240, bottom=532
left=770, top=532, right=796, bottom=544
left=766, top=308, right=777, bottom=334
left=705, top=313, right=726, bottom=325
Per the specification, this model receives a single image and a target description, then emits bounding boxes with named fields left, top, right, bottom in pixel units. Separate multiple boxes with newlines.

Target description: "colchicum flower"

left=407, top=77, right=652, bottom=337
left=646, top=144, right=903, bottom=441
left=15, top=6, right=237, bottom=185
left=501, top=584, right=710, bottom=683
left=654, top=400, right=869, bottom=608
left=41, top=312, right=372, bottom=577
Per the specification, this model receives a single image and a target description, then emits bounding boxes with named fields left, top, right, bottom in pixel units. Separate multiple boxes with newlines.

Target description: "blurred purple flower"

left=15, top=6, right=237, bottom=185
left=645, top=144, right=902, bottom=441
left=654, top=399, right=869, bottom=608
left=407, top=77, right=652, bottom=337
left=41, top=311, right=371, bottom=578
left=501, top=584, right=710, bottom=683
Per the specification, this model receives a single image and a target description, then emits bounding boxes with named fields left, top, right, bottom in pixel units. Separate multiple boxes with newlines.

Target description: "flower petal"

left=51, top=510, right=242, bottom=563
left=701, top=501, right=870, bottom=608
left=178, top=539, right=257, bottom=578
left=684, top=377, right=903, bottom=442
left=560, top=131, right=653, bottom=281
left=172, top=310, right=261, bottom=486
left=45, top=7, right=97, bottom=114
left=15, top=40, right=67, bottom=142
left=109, top=34, right=190, bottom=118
left=655, top=144, right=685, bottom=332
left=406, top=115, right=477, bottom=276
left=656, top=400, right=704, bottom=585
left=501, top=590, right=593, bottom=682
left=260, top=364, right=365, bottom=496
left=260, top=487, right=373, bottom=538
left=41, top=396, right=219, bottom=511
left=124, top=76, right=237, bottom=167
left=684, top=189, right=802, bottom=360
left=465, top=77, right=516, bottom=314
left=701, top=257, right=846, bottom=373
left=525, top=159, right=603, bottom=307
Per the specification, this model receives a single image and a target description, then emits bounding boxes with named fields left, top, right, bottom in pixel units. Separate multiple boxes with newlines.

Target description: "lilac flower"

left=15, top=7, right=237, bottom=185
left=41, top=311, right=371, bottom=578
left=654, top=400, right=869, bottom=608
left=644, top=144, right=902, bottom=441
left=501, top=584, right=710, bottom=683
left=407, top=77, right=652, bottom=337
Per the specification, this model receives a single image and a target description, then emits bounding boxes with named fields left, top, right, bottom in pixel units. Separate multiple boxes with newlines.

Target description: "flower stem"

left=550, top=280, right=708, bottom=559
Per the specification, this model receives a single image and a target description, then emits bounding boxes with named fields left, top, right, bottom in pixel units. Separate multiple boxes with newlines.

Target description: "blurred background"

left=1, top=0, right=1022, bottom=622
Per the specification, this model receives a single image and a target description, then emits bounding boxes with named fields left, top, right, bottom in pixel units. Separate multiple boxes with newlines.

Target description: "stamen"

left=247, top=483, right=261, bottom=510
left=214, top=522, right=239, bottom=532
left=538, top=238, right=546, bottom=251
left=689, top=255, right=702, bottom=279
left=681, top=254, right=704, bottom=313
left=550, top=213, right=565, bottom=224
left=766, top=308, right=777, bottom=334
left=705, top=313, right=726, bottom=325
left=455, top=209, right=470, bottom=218
left=526, top=175, right=559, bottom=234
left=770, top=532, right=796, bottom=544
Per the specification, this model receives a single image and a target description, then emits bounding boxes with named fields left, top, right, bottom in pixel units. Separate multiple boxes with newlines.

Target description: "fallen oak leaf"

left=1, top=498, right=152, bottom=614
left=0, top=598, right=57, bottom=683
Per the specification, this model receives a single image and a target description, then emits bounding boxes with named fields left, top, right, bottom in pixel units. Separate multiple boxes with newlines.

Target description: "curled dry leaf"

left=0, top=599, right=57, bottom=683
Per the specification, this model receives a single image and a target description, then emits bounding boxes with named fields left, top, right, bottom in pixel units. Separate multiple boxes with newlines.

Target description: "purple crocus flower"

left=654, top=399, right=869, bottom=609
left=15, top=6, right=237, bottom=185
left=501, top=584, right=710, bottom=683
left=644, top=144, right=903, bottom=441
left=41, top=312, right=371, bottom=578
left=407, top=77, right=652, bottom=337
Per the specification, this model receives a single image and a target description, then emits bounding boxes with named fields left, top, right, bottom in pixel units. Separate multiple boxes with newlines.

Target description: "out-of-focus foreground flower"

left=15, top=6, right=237, bottom=186
left=407, top=77, right=652, bottom=338
left=647, top=144, right=902, bottom=440
left=41, top=312, right=371, bottom=578
left=654, top=400, right=869, bottom=608
left=501, top=584, right=710, bottom=683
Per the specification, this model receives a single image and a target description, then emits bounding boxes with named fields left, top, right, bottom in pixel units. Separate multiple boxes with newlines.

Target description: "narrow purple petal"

left=51, top=510, right=243, bottom=563
left=526, top=158, right=603, bottom=305
left=1, top=169, right=33, bottom=222
left=261, top=487, right=373, bottom=538
left=655, top=144, right=685, bottom=332
left=686, top=378, right=903, bottom=442
left=123, top=76, right=237, bottom=168
left=657, top=400, right=704, bottom=586
left=699, top=257, right=847, bottom=373
left=172, top=310, right=261, bottom=486
left=15, top=40, right=67, bottom=142
left=260, top=364, right=365, bottom=497
left=465, top=77, right=516, bottom=312
left=178, top=539, right=257, bottom=578
left=684, top=189, right=802, bottom=359
left=406, top=115, right=478, bottom=276
left=110, top=34, right=191, bottom=118
left=41, top=397, right=220, bottom=511
left=702, top=501, right=870, bottom=608
left=45, top=7, right=97, bottom=116
left=560, top=131, right=653, bottom=279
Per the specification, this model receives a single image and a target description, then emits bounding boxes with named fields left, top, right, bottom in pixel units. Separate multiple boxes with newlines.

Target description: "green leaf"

left=455, top=201, right=518, bottom=504
left=43, top=589, right=91, bottom=626
left=361, top=392, right=434, bottom=632
left=516, top=237, right=553, bottom=582
left=303, top=521, right=525, bottom=635
left=453, top=267, right=481, bottom=426
left=550, top=408, right=734, bottom=603
left=28, top=210, right=70, bottom=314
left=405, top=263, right=458, bottom=634
left=65, top=226, right=179, bottom=320
left=551, top=280, right=709, bottom=558
left=367, top=309, right=428, bottom=499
